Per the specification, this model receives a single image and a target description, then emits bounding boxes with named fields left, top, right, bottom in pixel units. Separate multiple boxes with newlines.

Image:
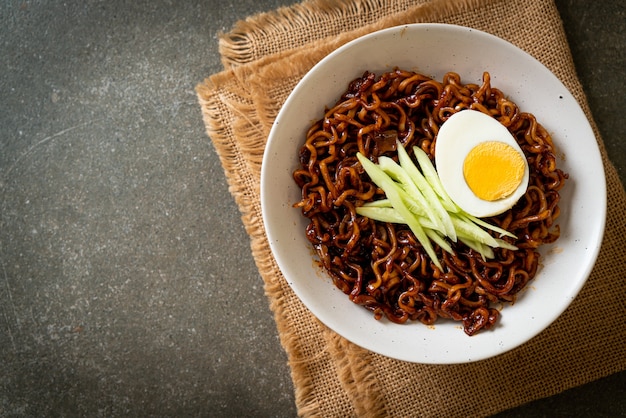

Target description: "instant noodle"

left=293, top=70, right=568, bottom=336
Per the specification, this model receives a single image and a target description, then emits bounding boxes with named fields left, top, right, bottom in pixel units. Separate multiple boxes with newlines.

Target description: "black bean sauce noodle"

left=292, top=70, right=568, bottom=335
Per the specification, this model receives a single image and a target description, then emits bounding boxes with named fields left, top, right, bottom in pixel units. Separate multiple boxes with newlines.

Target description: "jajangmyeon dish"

left=292, top=69, right=568, bottom=336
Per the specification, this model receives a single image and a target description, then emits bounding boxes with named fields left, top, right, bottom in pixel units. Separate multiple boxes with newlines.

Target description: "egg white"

left=434, top=109, right=529, bottom=218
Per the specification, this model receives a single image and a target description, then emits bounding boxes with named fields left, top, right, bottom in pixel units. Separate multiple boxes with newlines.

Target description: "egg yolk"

left=463, top=141, right=526, bottom=201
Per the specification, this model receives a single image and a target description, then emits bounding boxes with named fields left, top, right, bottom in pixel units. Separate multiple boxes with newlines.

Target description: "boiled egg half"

left=435, top=109, right=529, bottom=218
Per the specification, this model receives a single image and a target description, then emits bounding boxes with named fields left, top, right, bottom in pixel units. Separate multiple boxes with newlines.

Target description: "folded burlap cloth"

left=196, top=0, right=626, bottom=416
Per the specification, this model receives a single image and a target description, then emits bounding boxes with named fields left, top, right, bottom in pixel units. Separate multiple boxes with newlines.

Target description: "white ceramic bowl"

left=260, top=24, right=606, bottom=364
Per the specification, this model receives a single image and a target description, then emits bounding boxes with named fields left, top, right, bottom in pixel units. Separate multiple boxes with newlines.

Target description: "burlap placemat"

left=197, top=0, right=626, bottom=416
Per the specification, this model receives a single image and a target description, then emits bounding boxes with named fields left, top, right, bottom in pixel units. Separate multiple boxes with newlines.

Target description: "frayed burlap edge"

left=197, top=69, right=356, bottom=415
left=218, top=0, right=433, bottom=69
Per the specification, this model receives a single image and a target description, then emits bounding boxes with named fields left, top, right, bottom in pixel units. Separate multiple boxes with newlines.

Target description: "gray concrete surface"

left=0, top=1, right=624, bottom=416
